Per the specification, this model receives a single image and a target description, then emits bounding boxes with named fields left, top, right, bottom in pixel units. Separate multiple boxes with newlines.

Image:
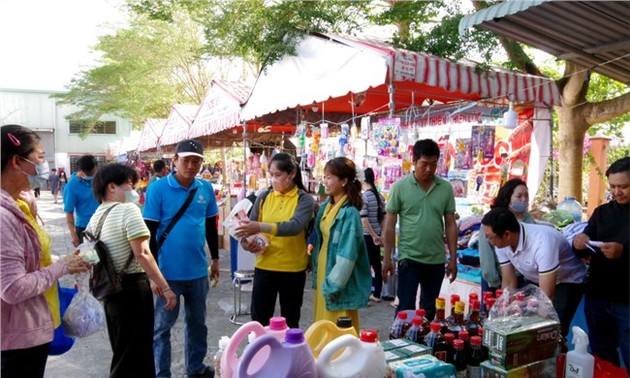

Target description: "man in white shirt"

left=481, top=207, right=587, bottom=338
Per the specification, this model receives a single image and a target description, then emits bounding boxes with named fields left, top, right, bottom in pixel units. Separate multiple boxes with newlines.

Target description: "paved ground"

left=36, top=192, right=396, bottom=378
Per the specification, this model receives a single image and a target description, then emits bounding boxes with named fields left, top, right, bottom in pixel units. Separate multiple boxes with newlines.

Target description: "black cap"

left=175, top=139, right=204, bottom=159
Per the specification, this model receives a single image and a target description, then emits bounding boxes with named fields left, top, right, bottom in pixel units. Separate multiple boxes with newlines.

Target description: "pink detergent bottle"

left=264, top=316, right=288, bottom=340
left=317, top=329, right=386, bottom=378
left=234, top=328, right=317, bottom=378
left=220, top=321, right=267, bottom=378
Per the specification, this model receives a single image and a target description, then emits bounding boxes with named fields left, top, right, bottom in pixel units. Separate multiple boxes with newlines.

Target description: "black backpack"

left=84, top=204, right=133, bottom=301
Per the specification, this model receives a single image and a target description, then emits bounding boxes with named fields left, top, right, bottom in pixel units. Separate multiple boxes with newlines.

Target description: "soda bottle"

left=448, top=301, right=466, bottom=338
left=464, top=300, right=481, bottom=337
left=466, top=336, right=484, bottom=378
left=453, top=339, right=467, bottom=378
left=507, top=292, right=527, bottom=316
left=424, top=322, right=444, bottom=355
left=443, top=332, right=456, bottom=364
left=433, top=297, right=449, bottom=334
left=389, top=311, right=410, bottom=339
left=481, top=297, right=496, bottom=325
left=404, top=317, right=425, bottom=344
left=446, top=294, right=461, bottom=327
left=458, top=330, right=470, bottom=357
left=415, top=308, right=431, bottom=335
left=464, top=293, right=478, bottom=323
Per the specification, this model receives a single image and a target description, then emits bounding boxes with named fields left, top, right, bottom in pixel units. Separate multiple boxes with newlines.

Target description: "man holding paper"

left=573, top=156, right=629, bottom=371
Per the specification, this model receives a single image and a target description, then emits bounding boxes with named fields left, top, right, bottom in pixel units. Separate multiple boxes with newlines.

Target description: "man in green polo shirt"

left=382, top=139, right=458, bottom=321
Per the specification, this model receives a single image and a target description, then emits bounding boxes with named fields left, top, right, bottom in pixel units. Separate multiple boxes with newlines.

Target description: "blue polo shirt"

left=63, top=173, right=99, bottom=228
left=143, top=172, right=218, bottom=280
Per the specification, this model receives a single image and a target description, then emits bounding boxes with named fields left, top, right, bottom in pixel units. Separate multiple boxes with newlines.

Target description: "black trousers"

left=1, top=342, right=49, bottom=378
left=251, top=268, right=306, bottom=329
left=364, top=234, right=383, bottom=298
left=103, top=273, right=155, bottom=378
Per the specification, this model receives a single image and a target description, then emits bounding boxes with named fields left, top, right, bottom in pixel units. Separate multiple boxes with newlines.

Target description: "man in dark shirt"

left=573, top=156, right=629, bottom=371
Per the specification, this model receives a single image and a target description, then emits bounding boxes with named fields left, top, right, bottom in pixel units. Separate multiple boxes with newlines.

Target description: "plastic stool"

left=229, top=270, right=254, bottom=325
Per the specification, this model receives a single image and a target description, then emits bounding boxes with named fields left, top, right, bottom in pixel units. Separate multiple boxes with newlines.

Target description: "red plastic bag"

left=594, top=356, right=628, bottom=378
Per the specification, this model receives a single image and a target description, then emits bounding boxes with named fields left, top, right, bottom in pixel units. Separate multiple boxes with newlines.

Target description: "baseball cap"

left=176, top=139, right=204, bottom=159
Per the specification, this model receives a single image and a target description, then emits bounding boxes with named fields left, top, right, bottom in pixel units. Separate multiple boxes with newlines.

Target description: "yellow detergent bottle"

left=304, top=317, right=358, bottom=359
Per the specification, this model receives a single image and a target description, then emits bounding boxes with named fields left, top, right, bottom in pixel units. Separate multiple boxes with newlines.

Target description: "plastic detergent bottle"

left=304, top=319, right=357, bottom=359
left=317, top=329, right=386, bottom=378
left=565, top=326, right=594, bottom=378
left=264, top=316, right=288, bottom=340
left=220, top=321, right=267, bottom=378
left=234, top=328, right=317, bottom=378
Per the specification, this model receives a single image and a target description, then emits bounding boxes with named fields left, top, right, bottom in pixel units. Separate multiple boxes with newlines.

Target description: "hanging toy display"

left=308, top=126, right=320, bottom=169
left=338, top=123, right=349, bottom=157
left=320, top=123, right=329, bottom=139
left=373, top=117, right=401, bottom=158
left=360, top=116, right=370, bottom=140
left=296, top=123, right=307, bottom=158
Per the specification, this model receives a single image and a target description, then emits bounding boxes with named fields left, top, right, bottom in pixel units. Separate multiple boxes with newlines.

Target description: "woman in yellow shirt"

left=236, top=153, right=315, bottom=328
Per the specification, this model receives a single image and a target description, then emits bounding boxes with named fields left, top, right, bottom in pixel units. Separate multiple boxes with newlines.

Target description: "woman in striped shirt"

left=87, top=163, right=176, bottom=378
left=360, top=168, right=386, bottom=302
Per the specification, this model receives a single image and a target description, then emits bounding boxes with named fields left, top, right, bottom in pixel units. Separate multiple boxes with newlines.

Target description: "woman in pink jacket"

left=1, top=124, right=90, bottom=378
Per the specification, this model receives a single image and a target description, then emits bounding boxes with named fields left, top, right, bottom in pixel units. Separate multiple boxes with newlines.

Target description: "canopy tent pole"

left=388, top=82, right=395, bottom=117
left=243, top=122, right=248, bottom=191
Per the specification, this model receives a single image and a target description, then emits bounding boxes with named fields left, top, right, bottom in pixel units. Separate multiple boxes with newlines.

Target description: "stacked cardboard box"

left=482, top=316, right=561, bottom=376
left=386, top=355, right=456, bottom=378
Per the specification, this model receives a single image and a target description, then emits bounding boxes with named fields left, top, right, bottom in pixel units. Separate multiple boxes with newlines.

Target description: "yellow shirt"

left=313, top=195, right=359, bottom=333
left=16, top=199, right=60, bottom=327
left=256, top=186, right=309, bottom=272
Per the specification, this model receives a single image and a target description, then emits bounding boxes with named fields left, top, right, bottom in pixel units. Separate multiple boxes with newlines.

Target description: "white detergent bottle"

left=317, top=329, right=386, bottom=378
left=565, top=326, right=594, bottom=378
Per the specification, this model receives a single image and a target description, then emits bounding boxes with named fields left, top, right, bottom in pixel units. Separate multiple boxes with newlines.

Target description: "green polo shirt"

left=387, top=174, right=456, bottom=264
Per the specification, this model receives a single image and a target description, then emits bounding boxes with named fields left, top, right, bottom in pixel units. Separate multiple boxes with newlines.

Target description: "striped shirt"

left=86, top=202, right=150, bottom=274
left=360, top=189, right=385, bottom=236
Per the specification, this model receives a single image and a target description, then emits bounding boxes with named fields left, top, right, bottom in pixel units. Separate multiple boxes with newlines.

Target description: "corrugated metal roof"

left=459, top=0, right=630, bottom=85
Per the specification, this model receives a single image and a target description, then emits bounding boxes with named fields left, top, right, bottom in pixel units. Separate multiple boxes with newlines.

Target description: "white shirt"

left=496, top=223, right=586, bottom=285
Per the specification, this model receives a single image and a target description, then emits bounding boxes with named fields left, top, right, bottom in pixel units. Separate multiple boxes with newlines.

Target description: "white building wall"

left=0, top=88, right=132, bottom=171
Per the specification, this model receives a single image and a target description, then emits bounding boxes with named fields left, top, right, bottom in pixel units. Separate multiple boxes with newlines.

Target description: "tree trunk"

left=556, top=62, right=590, bottom=204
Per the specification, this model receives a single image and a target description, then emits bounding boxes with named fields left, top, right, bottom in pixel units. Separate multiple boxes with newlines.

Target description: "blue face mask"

left=19, top=157, right=49, bottom=181
left=510, top=201, right=528, bottom=213
left=82, top=176, right=94, bottom=182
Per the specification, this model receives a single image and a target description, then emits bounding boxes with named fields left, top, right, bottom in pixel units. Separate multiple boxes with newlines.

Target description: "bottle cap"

left=337, top=317, right=352, bottom=328
left=486, top=298, right=496, bottom=309
left=269, top=317, right=287, bottom=331
left=360, top=329, right=378, bottom=343
left=430, top=322, right=441, bottom=332
left=469, top=292, right=479, bottom=300
left=450, top=294, right=460, bottom=304
left=471, top=300, right=480, bottom=310
left=284, top=328, right=304, bottom=344
left=455, top=301, right=465, bottom=313
left=483, top=291, right=493, bottom=300
left=436, top=297, right=446, bottom=309
left=471, top=336, right=482, bottom=345
left=415, top=308, right=426, bottom=317
left=453, top=339, right=464, bottom=349
left=495, top=289, right=503, bottom=298
left=458, top=330, right=469, bottom=340
left=397, top=311, right=408, bottom=320
left=444, top=333, right=454, bottom=341
left=412, top=317, right=422, bottom=326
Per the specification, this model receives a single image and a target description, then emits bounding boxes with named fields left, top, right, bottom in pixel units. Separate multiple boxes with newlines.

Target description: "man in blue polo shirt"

left=382, top=139, right=458, bottom=321
left=63, top=154, right=99, bottom=246
left=144, top=139, right=219, bottom=378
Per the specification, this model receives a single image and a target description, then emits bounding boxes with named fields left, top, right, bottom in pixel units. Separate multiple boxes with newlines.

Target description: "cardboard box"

left=480, top=357, right=557, bottom=378
left=488, top=340, right=560, bottom=369
left=483, top=316, right=561, bottom=354
left=382, top=339, right=413, bottom=351
left=385, top=349, right=408, bottom=364
left=386, top=355, right=456, bottom=378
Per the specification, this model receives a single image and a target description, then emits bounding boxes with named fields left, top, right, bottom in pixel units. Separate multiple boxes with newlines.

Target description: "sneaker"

left=187, top=366, right=214, bottom=378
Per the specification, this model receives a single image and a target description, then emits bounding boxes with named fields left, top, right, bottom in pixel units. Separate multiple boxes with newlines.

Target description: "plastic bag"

left=486, top=284, right=559, bottom=324
left=222, top=198, right=269, bottom=249
left=62, top=274, right=105, bottom=338
left=49, top=285, right=78, bottom=355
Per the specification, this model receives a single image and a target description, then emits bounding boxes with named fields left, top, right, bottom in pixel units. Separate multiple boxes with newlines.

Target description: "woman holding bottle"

left=311, top=157, right=371, bottom=333
left=235, top=153, right=315, bottom=329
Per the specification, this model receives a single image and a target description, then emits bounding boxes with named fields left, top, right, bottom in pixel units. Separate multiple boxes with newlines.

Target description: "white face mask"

left=124, top=189, right=140, bottom=206
left=19, top=157, right=50, bottom=182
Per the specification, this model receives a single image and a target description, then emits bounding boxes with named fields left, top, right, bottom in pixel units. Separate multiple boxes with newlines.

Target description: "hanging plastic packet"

left=62, top=273, right=105, bottom=338
left=77, top=240, right=100, bottom=264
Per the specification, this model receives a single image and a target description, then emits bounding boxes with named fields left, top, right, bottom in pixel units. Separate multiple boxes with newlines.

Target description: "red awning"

left=160, top=104, right=199, bottom=147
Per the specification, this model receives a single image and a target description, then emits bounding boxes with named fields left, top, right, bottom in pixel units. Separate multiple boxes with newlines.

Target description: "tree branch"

left=583, top=91, right=630, bottom=125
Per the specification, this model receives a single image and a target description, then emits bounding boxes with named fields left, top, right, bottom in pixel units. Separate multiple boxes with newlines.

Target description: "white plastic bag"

left=222, top=198, right=269, bottom=249
left=62, top=273, right=105, bottom=338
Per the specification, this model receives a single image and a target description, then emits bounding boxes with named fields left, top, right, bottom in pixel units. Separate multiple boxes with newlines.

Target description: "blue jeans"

left=154, top=277, right=209, bottom=377
left=584, top=294, right=629, bottom=370
left=396, top=259, right=445, bottom=321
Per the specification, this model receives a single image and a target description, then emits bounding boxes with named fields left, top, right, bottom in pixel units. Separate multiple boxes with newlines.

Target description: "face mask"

left=510, top=201, right=528, bottom=213
left=82, top=176, right=94, bottom=182
left=19, top=157, right=50, bottom=181
left=124, top=189, right=140, bottom=206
